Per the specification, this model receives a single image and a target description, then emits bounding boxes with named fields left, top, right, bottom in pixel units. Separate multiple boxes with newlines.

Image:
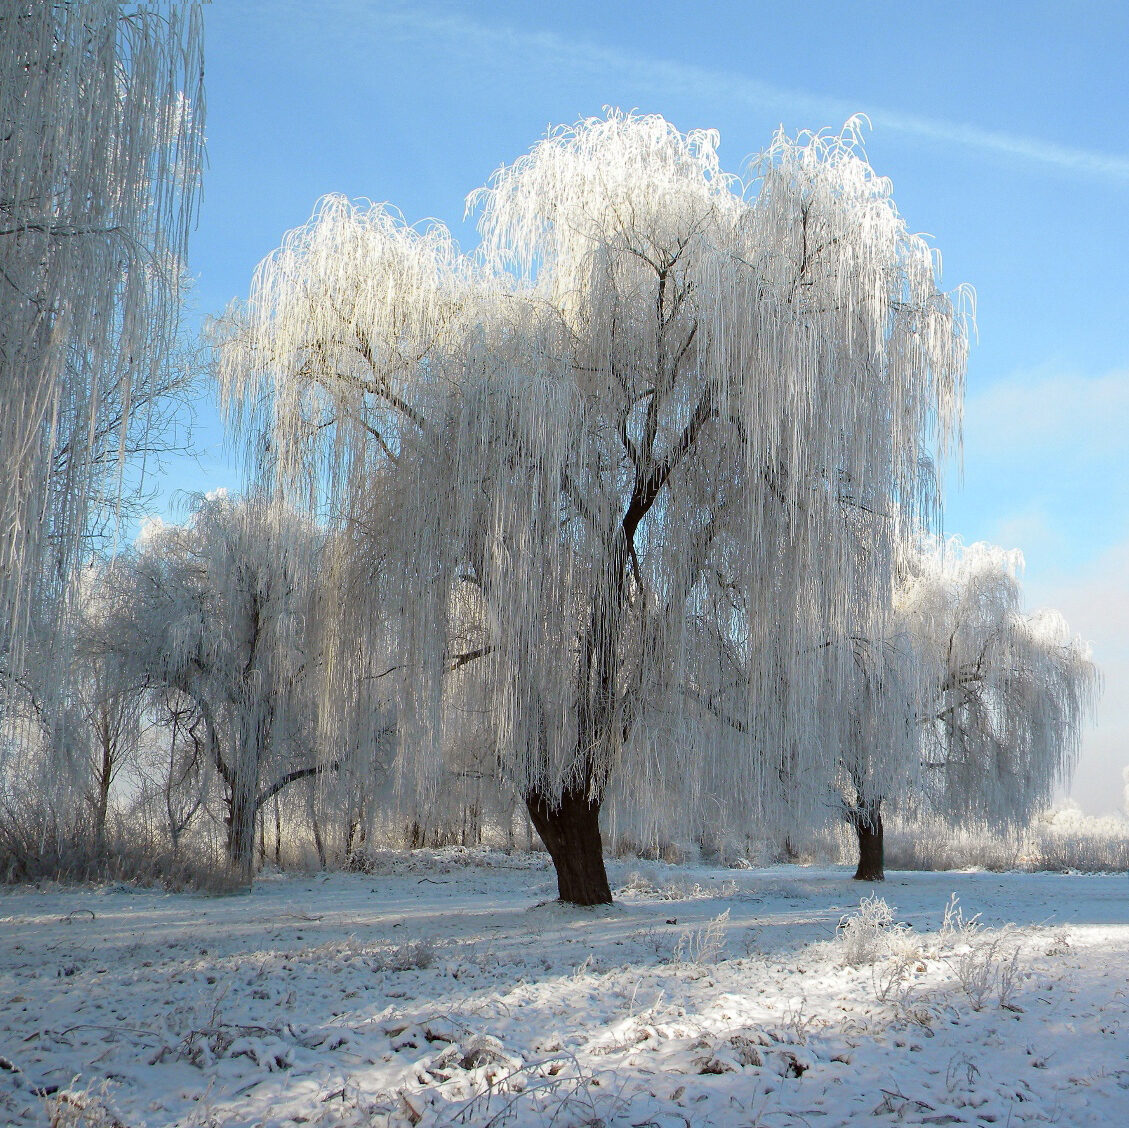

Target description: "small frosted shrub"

left=368, top=937, right=436, bottom=971
left=838, top=894, right=900, bottom=967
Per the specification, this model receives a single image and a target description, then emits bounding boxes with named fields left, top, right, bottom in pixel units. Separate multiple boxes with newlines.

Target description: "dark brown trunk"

left=526, top=785, right=612, bottom=905
left=311, top=791, right=326, bottom=869
left=93, top=737, right=112, bottom=854
left=226, top=785, right=256, bottom=886
left=851, top=799, right=885, bottom=882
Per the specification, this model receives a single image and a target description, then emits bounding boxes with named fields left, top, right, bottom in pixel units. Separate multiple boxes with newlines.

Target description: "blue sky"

left=171, top=0, right=1128, bottom=813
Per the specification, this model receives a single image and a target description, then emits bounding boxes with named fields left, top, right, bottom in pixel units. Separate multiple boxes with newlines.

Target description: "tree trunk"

left=526, top=785, right=612, bottom=905
left=850, top=799, right=885, bottom=882
left=225, top=784, right=256, bottom=886
left=93, top=740, right=112, bottom=855
left=310, top=784, right=327, bottom=869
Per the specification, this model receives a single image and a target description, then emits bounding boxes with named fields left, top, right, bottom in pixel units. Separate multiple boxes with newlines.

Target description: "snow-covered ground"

left=3, top=851, right=1128, bottom=1127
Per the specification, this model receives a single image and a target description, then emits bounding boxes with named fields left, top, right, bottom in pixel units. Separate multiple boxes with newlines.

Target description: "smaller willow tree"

left=98, top=492, right=329, bottom=882
left=221, top=114, right=965, bottom=904
left=67, top=566, right=149, bottom=854
left=823, top=630, right=920, bottom=881
left=899, top=539, right=1099, bottom=838
left=0, top=1, right=204, bottom=675
left=831, top=538, right=1099, bottom=883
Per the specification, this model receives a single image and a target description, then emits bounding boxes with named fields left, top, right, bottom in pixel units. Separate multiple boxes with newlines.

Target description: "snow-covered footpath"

left=3, top=852, right=1128, bottom=1127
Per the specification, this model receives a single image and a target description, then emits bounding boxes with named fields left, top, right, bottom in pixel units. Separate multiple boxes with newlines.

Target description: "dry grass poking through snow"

left=2, top=852, right=1129, bottom=1126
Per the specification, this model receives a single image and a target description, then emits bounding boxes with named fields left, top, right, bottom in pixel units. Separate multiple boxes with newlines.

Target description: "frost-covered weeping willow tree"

left=898, top=538, right=1099, bottom=833
left=220, top=113, right=966, bottom=904
left=818, top=629, right=921, bottom=881
left=821, top=537, right=1098, bottom=882
left=0, top=1, right=204, bottom=680
left=98, top=492, right=330, bottom=882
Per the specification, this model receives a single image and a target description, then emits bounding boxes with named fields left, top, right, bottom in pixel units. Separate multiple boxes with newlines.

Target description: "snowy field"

left=3, top=851, right=1129, bottom=1127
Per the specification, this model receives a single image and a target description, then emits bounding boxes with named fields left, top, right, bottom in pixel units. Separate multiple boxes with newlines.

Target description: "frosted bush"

left=882, top=814, right=1128, bottom=875
left=368, top=937, right=436, bottom=972
left=838, top=894, right=900, bottom=967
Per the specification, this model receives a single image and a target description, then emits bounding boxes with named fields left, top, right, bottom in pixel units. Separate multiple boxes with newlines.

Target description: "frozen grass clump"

left=46, top=1082, right=125, bottom=1128
left=935, top=895, right=1026, bottom=1012
left=843, top=894, right=1034, bottom=1015
left=947, top=930, right=1024, bottom=1011
left=620, top=868, right=693, bottom=900
left=368, top=937, right=437, bottom=972
left=619, top=868, right=740, bottom=901
left=674, top=910, right=731, bottom=965
left=837, top=894, right=902, bottom=967
left=939, top=892, right=981, bottom=941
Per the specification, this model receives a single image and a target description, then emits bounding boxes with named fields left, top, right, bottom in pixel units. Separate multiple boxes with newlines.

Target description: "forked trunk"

left=850, top=798, right=885, bottom=882
left=526, top=785, right=612, bottom=905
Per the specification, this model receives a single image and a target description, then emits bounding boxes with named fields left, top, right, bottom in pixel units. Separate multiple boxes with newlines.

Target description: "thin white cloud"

left=946, top=366, right=1129, bottom=573
left=365, top=3, right=1129, bottom=182
left=964, top=368, right=1129, bottom=457
left=1025, top=538, right=1129, bottom=816
left=989, top=509, right=1065, bottom=560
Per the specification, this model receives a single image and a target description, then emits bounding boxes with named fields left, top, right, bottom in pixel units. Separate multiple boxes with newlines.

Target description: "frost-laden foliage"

left=814, top=527, right=922, bottom=808
left=820, top=625, right=921, bottom=879
left=220, top=113, right=966, bottom=899
left=0, top=560, right=150, bottom=874
left=58, top=566, right=148, bottom=848
left=98, top=492, right=330, bottom=879
left=899, top=538, right=1099, bottom=829
left=837, top=893, right=899, bottom=966
left=815, top=522, right=936, bottom=874
left=0, top=1, right=204, bottom=673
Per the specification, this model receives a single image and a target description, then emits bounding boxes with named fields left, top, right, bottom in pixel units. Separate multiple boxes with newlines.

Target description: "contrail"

left=363, top=3, right=1129, bottom=182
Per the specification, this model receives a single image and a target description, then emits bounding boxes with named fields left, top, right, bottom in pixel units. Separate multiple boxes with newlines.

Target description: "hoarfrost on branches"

left=97, top=492, right=332, bottom=881
left=219, top=112, right=967, bottom=903
left=827, top=537, right=1098, bottom=882
left=0, top=1, right=204, bottom=676
left=901, top=537, right=1099, bottom=830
